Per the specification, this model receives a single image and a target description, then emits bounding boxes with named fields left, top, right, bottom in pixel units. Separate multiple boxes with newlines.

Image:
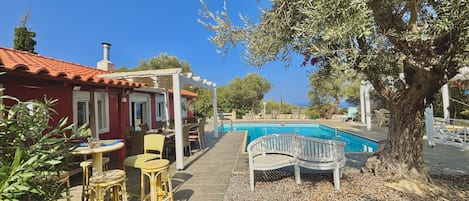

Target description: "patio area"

left=63, top=119, right=469, bottom=201
left=65, top=120, right=242, bottom=201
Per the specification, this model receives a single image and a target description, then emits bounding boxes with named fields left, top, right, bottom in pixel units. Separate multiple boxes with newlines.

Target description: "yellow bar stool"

left=140, top=159, right=173, bottom=201
left=80, top=157, right=110, bottom=201
left=32, top=171, right=71, bottom=201
left=56, top=171, right=71, bottom=201
left=89, top=169, right=127, bottom=201
left=54, top=171, right=71, bottom=201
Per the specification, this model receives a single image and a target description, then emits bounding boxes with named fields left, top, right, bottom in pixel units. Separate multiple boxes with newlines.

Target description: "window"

left=130, top=93, right=151, bottom=130
left=73, top=91, right=109, bottom=134
left=95, top=93, right=109, bottom=132
left=156, top=94, right=166, bottom=121
left=77, top=101, right=88, bottom=127
left=131, top=102, right=147, bottom=126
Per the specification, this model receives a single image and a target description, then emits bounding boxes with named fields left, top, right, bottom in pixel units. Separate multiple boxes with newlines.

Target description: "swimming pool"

left=221, top=123, right=377, bottom=152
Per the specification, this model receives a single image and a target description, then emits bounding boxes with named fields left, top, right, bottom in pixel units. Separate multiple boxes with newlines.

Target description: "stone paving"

left=168, top=130, right=245, bottom=201
left=63, top=119, right=469, bottom=201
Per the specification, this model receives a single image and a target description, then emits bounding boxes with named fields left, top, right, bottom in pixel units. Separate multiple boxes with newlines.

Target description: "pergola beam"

left=179, top=75, right=216, bottom=89
left=360, top=81, right=372, bottom=131
left=98, top=69, right=182, bottom=79
left=99, top=68, right=217, bottom=170
left=172, top=73, right=184, bottom=170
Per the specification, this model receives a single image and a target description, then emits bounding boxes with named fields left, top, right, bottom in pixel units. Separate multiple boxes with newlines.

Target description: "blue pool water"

left=221, top=123, right=377, bottom=152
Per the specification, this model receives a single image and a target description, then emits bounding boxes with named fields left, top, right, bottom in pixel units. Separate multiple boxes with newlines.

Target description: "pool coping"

left=225, top=122, right=379, bottom=154
left=319, top=124, right=379, bottom=143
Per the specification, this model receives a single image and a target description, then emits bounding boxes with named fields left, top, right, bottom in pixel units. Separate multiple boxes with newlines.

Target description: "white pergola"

left=98, top=68, right=219, bottom=170
left=360, top=67, right=469, bottom=131
left=360, top=81, right=450, bottom=131
left=359, top=81, right=373, bottom=130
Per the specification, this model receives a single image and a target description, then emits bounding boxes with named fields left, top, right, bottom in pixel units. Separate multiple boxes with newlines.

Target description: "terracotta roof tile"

left=168, top=89, right=198, bottom=98
left=0, top=47, right=142, bottom=88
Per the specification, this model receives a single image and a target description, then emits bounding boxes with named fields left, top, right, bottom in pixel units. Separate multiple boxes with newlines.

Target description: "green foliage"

left=433, top=81, right=469, bottom=119
left=199, top=0, right=469, bottom=180
left=192, top=86, right=233, bottom=116
left=308, top=66, right=362, bottom=112
left=259, top=100, right=298, bottom=115
left=116, top=53, right=192, bottom=73
left=190, top=88, right=213, bottom=118
left=200, top=0, right=469, bottom=102
left=13, top=26, right=37, bottom=54
left=261, top=100, right=278, bottom=114
left=215, top=86, right=232, bottom=112
left=224, top=73, right=272, bottom=115
left=459, top=109, right=469, bottom=119
left=0, top=96, right=78, bottom=200
left=191, top=73, right=272, bottom=118
left=13, top=11, right=37, bottom=54
left=309, top=103, right=337, bottom=119
left=199, top=0, right=469, bottom=120
left=279, top=102, right=297, bottom=114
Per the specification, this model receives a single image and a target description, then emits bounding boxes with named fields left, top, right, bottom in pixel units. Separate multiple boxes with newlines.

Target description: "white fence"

left=429, top=123, right=469, bottom=149
left=425, top=105, right=469, bottom=149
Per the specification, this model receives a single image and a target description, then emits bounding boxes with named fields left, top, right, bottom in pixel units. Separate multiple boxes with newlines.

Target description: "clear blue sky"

left=0, top=0, right=314, bottom=105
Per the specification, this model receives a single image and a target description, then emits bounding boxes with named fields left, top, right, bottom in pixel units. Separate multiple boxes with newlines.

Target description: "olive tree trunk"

left=362, top=74, right=440, bottom=183
left=364, top=102, right=429, bottom=182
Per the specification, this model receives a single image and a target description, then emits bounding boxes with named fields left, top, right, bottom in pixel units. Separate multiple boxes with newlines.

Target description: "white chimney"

left=97, top=42, right=115, bottom=72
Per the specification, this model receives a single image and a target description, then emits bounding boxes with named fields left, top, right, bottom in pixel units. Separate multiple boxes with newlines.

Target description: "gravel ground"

left=223, top=170, right=469, bottom=201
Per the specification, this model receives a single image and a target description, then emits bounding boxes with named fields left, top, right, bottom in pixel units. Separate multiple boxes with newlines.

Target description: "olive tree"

left=308, top=66, right=362, bottom=117
left=225, top=73, right=272, bottom=115
left=199, top=0, right=469, bottom=184
left=116, top=52, right=192, bottom=73
left=190, top=88, right=214, bottom=118
left=192, top=73, right=272, bottom=117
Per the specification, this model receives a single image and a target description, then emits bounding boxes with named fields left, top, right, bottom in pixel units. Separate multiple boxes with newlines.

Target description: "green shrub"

left=0, top=96, right=78, bottom=201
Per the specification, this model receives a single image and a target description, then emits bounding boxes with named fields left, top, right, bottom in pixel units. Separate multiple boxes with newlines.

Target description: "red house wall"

left=102, top=91, right=122, bottom=139
left=1, top=72, right=198, bottom=167
left=1, top=75, right=73, bottom=127
left=1, top=73, right=131, bottom=167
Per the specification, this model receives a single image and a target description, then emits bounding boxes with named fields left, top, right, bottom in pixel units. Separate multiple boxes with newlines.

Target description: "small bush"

left=0, top=96, right=78, bottom=201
